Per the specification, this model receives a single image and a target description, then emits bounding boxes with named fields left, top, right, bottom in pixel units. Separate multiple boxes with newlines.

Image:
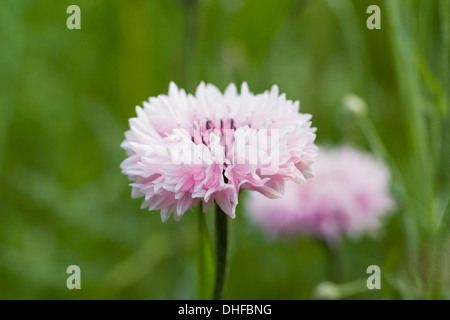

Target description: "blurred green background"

left=0, top=0, right=448, bottom=299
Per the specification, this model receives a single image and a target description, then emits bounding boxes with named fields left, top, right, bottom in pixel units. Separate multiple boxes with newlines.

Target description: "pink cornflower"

left=246, top=146, right=394, bottom=241
left=121, top=82, right=318, bottom=221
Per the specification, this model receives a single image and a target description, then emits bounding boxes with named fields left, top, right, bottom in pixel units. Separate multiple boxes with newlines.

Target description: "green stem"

left=324, top=242, right=342, bottom=283
left=197, top=205, right=214, bottom=300
left=213, top=204, right=229, bottom=300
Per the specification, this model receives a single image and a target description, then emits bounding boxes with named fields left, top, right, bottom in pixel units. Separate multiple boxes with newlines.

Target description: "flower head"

left=121, top=82, right=317, bottom=221
left=246, top=146, right=394, bottom=241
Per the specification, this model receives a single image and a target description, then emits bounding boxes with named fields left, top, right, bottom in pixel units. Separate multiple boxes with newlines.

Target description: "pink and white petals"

left=121, top=82, right=318, bottom=221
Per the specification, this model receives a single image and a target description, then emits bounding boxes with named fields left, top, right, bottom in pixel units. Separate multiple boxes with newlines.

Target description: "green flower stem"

left=213, top=203, right=229, bottom=300
left=197, top=205, right=214, bottom=300
left=319, top=240, right=342, bottom=283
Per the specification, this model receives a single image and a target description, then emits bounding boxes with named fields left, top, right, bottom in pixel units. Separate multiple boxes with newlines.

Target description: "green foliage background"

left=0, top=0, right=448, bottom=299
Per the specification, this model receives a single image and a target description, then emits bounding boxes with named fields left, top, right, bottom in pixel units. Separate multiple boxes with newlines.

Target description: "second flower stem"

left=213, top=203, right=229, bottom=300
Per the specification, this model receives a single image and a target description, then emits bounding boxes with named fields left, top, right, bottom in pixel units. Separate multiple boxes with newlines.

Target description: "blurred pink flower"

left=246, top=146, right=394, bottom=241
left=121, top=82, right=318, bottom=221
